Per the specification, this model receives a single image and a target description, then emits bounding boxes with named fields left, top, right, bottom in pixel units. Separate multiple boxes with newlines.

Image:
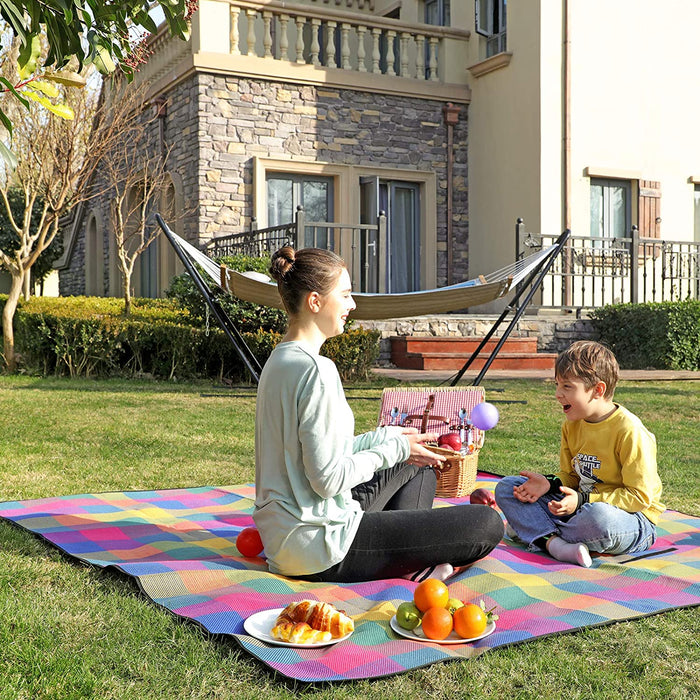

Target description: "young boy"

left=494, top=340, right=664, bottom=567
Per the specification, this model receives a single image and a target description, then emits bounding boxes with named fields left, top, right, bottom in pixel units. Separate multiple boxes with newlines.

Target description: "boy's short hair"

left=555, top=340, right=619, bottom=398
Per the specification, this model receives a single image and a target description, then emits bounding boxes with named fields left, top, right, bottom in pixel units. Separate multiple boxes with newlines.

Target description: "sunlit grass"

left=0, top=375, right=698, bottom=699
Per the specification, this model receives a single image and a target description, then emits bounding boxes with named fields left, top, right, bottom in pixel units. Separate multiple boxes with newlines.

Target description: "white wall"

left=568, top=0, right=700, bottom=240
left=468, top=0, right=700, bottom=313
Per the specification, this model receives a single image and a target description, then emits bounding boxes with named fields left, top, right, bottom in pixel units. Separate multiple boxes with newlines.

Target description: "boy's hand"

left=513, top=471, right=549, bottom=502
left=548, top=486, right=578, bottom=516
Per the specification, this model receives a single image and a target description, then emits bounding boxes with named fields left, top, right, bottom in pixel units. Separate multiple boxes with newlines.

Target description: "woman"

left=253, top=246, right=503, bottom=582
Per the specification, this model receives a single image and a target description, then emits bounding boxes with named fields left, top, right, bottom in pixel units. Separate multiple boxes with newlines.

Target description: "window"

left=266, top=173, right=334, bottom=247
left=425, top=0, right=450, bottom=26
left=475, top=0, right=507, bottom=58
left=590, top=179, right=631, bottom=242
left=84, top=213, right=104, bottom=296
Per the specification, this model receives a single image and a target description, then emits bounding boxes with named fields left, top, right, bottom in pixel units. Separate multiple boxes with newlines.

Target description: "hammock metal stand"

left=156, top=214, right=263, bottom=384
left=446, top=228, right=570, bottom=386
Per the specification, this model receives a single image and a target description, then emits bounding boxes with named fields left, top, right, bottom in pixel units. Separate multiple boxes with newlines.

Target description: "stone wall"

left=195, top=74, right=468, bottom=282
left=357, top=313, right=598, bottom=365
left=60, top=72, right=468, bottom=293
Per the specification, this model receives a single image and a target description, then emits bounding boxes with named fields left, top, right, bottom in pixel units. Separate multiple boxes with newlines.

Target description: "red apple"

left=469, top=487, right=497, bottom=508
left=437, top=432, right=462, bottom=452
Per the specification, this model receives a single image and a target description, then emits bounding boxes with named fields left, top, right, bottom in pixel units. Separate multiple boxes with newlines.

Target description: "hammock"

left=155, top=214, right=570, bottom=385
left=159, top=223, right=560, bottom=320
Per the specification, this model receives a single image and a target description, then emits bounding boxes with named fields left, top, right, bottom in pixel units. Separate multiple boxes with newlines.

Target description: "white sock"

left=546, top=536, right=592, bottom=568
left=404, top=563, right=454, bottom=582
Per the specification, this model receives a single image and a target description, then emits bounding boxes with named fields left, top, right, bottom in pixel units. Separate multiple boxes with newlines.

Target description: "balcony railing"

left=517, top=219, right=700, bottom=311
left=207, top=207, right=388, bottom=293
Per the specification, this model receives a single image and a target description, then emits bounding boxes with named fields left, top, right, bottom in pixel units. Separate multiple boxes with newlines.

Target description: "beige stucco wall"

left=467, top=0, right=545, bottom=311
left=567, top=0, right=700, bottom=239
left=467, top=0, right=700, bottom=311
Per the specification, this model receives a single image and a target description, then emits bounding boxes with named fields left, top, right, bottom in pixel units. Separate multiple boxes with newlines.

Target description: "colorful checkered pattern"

left=1, top=474, right=698, bottom=682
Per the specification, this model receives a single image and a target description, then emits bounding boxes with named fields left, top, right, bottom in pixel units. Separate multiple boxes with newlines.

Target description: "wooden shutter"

left=638, top=180, right=661, bottom=238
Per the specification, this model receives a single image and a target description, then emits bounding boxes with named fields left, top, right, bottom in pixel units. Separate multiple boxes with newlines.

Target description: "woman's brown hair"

left=269, top=247, right=347, bottom=315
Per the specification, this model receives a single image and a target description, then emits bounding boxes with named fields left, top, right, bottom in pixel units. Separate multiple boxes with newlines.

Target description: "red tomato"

left=236, top=527, right=264, bottom=557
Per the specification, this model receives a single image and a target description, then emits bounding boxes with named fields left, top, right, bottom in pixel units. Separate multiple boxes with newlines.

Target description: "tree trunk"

left=22, top=268, right=31, bottom=301
left=123, top=271, right=132, bottom=316
left=2, top=272, right=24, bottom=373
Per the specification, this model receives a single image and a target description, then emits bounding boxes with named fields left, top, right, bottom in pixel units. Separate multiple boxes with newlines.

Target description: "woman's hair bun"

left=269, top=246, right=296, bottom=282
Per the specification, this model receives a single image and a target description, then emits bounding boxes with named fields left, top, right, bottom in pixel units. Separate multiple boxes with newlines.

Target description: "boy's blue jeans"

left=494, top=475, right=657, bottom=555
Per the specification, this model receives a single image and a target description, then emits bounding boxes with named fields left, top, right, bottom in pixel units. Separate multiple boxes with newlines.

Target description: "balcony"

left=139, top=0, right=472, bottom=103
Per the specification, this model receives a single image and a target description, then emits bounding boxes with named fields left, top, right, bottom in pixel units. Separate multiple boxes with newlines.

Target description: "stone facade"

left=59, top=71, right=469, bottom=293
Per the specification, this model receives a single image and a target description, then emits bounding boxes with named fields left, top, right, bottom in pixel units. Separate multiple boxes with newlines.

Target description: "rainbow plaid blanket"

left=1, top=473, right=698, bottom=682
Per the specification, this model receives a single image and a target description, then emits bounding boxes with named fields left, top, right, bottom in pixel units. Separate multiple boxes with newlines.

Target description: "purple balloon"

left=471, top=402, right=499, bottom=431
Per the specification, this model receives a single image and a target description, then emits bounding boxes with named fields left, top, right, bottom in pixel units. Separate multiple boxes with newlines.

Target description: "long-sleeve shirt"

left=558, top=404, right=665, bottom=523
left=253, top=341, right=410, bottom=576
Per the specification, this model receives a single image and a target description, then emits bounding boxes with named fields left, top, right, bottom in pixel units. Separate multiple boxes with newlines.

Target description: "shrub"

left=165, top=254, right=287, bottom=333
left=322, top=326, right=381, bottom=381
left=4, top=295, right=381, bottom=383
left=591, top=300, right=700, bottom=370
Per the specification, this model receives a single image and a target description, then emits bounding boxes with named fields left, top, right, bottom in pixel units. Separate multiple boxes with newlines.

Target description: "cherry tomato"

left=236, top=527, right=264, bottom=557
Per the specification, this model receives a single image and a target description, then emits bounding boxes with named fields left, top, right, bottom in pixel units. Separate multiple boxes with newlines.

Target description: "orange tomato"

left=453, top=603, right=487, bottom=639
left=420, top=606, right=454, bottom=640
left=413, top=578, right=449, bottom=613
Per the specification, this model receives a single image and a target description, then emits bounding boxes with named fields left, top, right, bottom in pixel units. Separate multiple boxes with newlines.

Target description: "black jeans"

left=304, top=463, right=504, bottom=583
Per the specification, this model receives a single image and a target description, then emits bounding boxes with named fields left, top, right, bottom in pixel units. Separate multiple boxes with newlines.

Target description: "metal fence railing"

left=206, top=207, right=388, bottom=293
left=516, top=218, right=700, bottom=311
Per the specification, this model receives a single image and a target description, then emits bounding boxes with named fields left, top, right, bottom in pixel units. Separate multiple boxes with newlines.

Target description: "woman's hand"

left=513, top=471, right=549, bottom=503
left=404, top=431, right=446, bottom=468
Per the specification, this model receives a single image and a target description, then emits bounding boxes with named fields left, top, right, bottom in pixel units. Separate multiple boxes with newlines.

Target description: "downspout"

left=563, top=0, right=573, bottom=306
left=443, top=102, right=461, bottom=285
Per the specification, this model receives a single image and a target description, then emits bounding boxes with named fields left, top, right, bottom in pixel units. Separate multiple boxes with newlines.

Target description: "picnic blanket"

left=1, top=472, right=699, bottom=683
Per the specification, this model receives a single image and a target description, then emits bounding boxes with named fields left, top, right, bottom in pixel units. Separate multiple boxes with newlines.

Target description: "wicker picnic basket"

left=377, top=386, right=487, bottom=498
left=426, top=444, right=480, bottom=498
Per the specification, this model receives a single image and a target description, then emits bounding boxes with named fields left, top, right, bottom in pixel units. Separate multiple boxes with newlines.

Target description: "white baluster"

left=428, top=37, right=438, bottom=81
left=263, top=11, right=272, bottom=58
left=230, top=7, right=240, bottom=55
left=371, top=28, right=381, bottom=73
left=246, top=9, right=257, bottom=56
left=279, top=14, right=289, bottom=61
left=357, top=25, right=367, bottom=72
left=386, top=30, right=396, bottom=76
left=311, top=18, right=321, bottom=66
left=416, top=34, right=425, bottom=79
left=295, top=16, right=306, bottom=63
left=400, top=32, right=409, bottom=77
left=341, top=23, right=350, bottom=69
left=326, top=21, right=337, bottom=68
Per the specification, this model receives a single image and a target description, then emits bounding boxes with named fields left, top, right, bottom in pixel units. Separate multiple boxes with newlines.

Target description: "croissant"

left=271, top=600, right=354, bottom=644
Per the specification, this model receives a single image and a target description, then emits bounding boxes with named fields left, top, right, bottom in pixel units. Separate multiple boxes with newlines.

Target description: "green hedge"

left=591, top=300, right=700, bottom=370
left=2, top=295, right=380, bottom=382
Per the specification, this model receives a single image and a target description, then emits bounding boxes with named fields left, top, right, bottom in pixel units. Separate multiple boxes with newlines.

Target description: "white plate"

left=243, top=608, right=353, bottom=648
left=390, top=615, right=496, bottom=645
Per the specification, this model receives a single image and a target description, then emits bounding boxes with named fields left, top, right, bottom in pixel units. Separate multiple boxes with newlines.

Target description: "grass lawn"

left=0, top=375, right=698, bottom=699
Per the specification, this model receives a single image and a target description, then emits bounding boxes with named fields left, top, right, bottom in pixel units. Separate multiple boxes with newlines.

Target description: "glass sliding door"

left=360, top=178, right=420, bottom=293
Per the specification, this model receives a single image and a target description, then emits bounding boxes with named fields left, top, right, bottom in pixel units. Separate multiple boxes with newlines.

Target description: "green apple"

left=396, top=601, right=422, bottom=630
left=446, top=598, right=464, bottom=615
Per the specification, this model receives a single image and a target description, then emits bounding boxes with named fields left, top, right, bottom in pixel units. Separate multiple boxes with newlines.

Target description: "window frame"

left=475, top=0, right=507, bottom=57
